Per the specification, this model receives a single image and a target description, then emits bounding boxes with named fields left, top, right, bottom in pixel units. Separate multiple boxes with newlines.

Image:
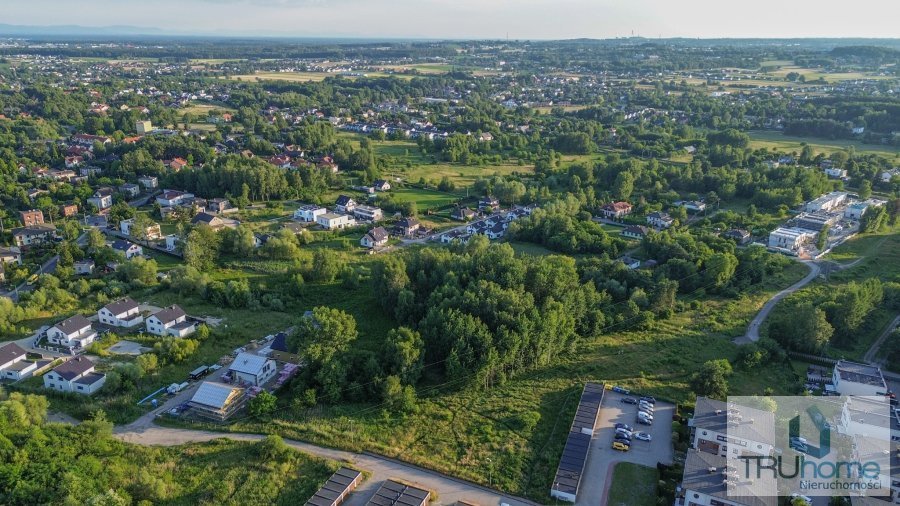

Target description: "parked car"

left=615, top=429, right=632, bottom=439
left=637, top=412, right=654, bottom=422
left=614, top=423, right=634, bottom=432
left=638, top=407, right=654, bottom=417
left=640, top=396, right=656, bottom=405
left=614, top=437, right=632, bottom=447
left=638, top=403, right=654, bottom=413
left=621, top=397, right=638, bottom=404
left=612, top=441, right=630, bottom=451
left=634, top=432, right=652, bottom=442
left=612, top=386, right=630, bottom=394
left=637, top=417, right=653, bottom=426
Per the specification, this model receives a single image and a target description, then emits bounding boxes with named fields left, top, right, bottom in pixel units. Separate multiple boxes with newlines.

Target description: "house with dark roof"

left=372, top=179, right=391, bottom=191
left=12, top=224, right=58, bottom=247
left=395, top=217, right=421, bottom=237
left=88, top=187, right=114, bottom=210
left=0, top=342, right=37, bottom=381
left=98, top=297, right=143, bottom=328
left=832, top=360, right=887, bottom=397
left=0, top=246, right=22, bottom=265
left=43, top=357, right=106, bottom=395
left=451, top=206, right=477, bottom=221
left=74, top=259, right=95, bottom=275
left=478, top=196, right=500, bottom=211
left=334, top=195, right=357, bottom=214
left=723, top=228, right=752, bottom=245
left=47, top=315, right=97, bottom=349
left=191, top=212, right=227, bottom=230
left=621, top=225, right=649, bottom=240
left=146, top=305, right=195, bottom=337
left=269, top=332, right=301, bottom=364
left=361, top=227, right=389, bottom=249
left=646, top=211, right=674, bottom=229
left=112, top=239, right=143, bottom=259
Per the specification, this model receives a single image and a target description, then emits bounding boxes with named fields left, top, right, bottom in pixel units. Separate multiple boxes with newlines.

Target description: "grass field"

left=177, top=258, right=809, bottom=501
left=607, top=463, right=659, bottom=506
left=748, top=130, right=900, bottom=159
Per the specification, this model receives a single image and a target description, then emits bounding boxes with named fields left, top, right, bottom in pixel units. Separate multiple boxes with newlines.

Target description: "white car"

left=791, top=493, right=812, bottom=504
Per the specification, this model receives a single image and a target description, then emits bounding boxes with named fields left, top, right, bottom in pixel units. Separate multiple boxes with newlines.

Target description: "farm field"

left=226, top=71, right=411, bottom=83
left=748, top=130, right=900, bottom=159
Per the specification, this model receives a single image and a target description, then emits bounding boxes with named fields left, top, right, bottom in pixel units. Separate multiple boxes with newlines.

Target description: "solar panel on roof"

left=550, top=382, right=605, bottom=501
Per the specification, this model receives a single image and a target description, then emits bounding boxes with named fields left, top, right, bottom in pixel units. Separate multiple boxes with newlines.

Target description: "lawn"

left=607, top=463, right=659, bottom=506
left=748, top=130, right=900, bottom=159
left=391, top=187, right=463, bottom=211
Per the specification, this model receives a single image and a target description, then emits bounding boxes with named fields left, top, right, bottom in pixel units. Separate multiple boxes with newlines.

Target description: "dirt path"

left=863, top=313, right=900, bottom=365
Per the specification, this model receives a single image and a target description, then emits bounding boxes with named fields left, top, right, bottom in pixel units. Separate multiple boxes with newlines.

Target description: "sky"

left=3, top=0, right=900, bottom=39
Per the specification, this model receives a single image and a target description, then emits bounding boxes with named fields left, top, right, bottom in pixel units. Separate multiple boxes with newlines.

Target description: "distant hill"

left=0, top=23, right=167, bottom=37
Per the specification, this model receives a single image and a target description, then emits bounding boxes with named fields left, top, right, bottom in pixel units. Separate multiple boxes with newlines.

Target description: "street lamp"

left=487, top=458, right=492, bottom=487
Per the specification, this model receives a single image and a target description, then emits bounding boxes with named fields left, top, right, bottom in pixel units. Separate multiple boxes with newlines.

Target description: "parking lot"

left=577, top=389, right=675, bottom=505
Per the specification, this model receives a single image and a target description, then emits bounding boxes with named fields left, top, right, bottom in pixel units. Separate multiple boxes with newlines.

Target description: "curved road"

left=114, top=424, right=537, bottom=506
left=737, top=260, right=820, bottom=344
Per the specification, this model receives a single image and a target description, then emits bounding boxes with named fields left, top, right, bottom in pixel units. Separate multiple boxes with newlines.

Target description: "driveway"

left=577, top=390, right=674, bottom=505
left=736, top=260, right=820, bottom=344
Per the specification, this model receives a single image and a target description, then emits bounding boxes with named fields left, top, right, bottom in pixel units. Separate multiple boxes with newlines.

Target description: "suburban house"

left=191, top=212, right=229, bottom=231
left=47, top=314, right=97, bottom=349
left=600, top=201, right=633, bottom=219
left=229, top=352, right=277, bottom=386
left=621, top=225, right=649, bottom=240
left=164, top=234, right=181, bottom=252
left=395, top=217, right=421, bottom=237
left=19, top=209, right=44, bottom=227
left=119, top=183, right=140, bottom=198
left=168, top=157, right=188, bottom=171
left=689, top=396, right=774, bottom=460
left=678, top=449, right=776, bottom=506
left=188, top=381, right=246, bottom=421
left=721, top=229, right=751, bottom=245
left=646, top=211, right=674, bottom=229
left=767, top=227, right=815, bottom=253
left=478, top=196, right=500, bottom=211
left=146, top=305, right=196, bottom=337
left=353, top=205, right=383, bottom=222
left=156, top=190, right=195, bottom=208
left=334, top=195, right=357, bottom=214
left=316, top=213, right=356, bottom=230
left=88, top=187, right=114, bottom=210
left=138, top=175, right=158, bottom=189
left=74, top=259, right=95, bottom=275
left=98, top=297, right=144, bottom=328
left=206, top=198, right=231, bottom=214
left=112, top=240, right=143, bottom=259
left=120, top=218, right=163, bottom=240
left=294, top=204, right=327, bottom=222
left=43, top=357, right=106, bottom=395
left=372, top=179, right=391, bottom=191
left=12, top=225, right=58, bottom=247
left=361, top=227, right=389, bottom=249
left=451, top=207, right=477, bottom=221
left=59, top=204, right=78, bottom=217
left=832, top=360, right=887, bottom=397
left=0, top=342, right=37, bottom=381
left=0, top=246, right=22, bottom=265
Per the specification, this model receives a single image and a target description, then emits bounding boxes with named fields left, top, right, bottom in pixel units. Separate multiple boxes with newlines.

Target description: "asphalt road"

left=862, top=313, right=900, bottom=365
left=736, top=260, right=820, bottom=344
left=114, top=424, right=537, bottom=506
left=1, top=231, right=88, bottom=302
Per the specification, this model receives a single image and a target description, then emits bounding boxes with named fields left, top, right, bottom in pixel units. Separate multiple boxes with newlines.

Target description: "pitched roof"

left=229, top=352, right=271, bottom=376
left=102, top=297, right=139, bottom=316
left=397, top=217, right=420, bottom=228
left=12, top=224, right=56, bottom=237
left=190, top=381, right=243, bottom=410
left=53, top=314, right=92, bottom=335
left=52, top=357, right=95, bottom=380
left=150, top=305, right=187, bottom=325
left=366, top=227, right=389, bottom=242
left=191, top=212, right=222, bottom=226
left=0, top=342, right=28, bottom=365
left=270, top=332, right=289, bottom=353
left=335, top=195, right=356, bottom=206
left=112, top=239, right=138, bottom=251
